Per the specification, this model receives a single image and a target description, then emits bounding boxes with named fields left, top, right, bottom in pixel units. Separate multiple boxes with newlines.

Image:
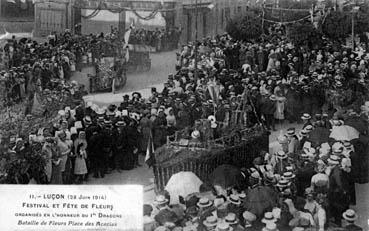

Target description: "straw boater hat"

left=301, top=113, right=311, bottom=120
left=304, top=125, right=313, bottom=133
left=262, top=222, right=278, bottom=231
left=215, top=222, right=233, bottom=231
left=154, top=226, right=169, bottom=231
left=286, top=128, right=296, bottom=136
left=269, top=95, right=277, bottom=101
left=282, top=172, right=296, bottom=180
left=116, top=121, right=126, bottom=127
left=225, top=213, right=239, bottom=225
left=343, top=141, right=354, bottom=151
left=261, top=212, right=277, bottom=224
left=299, top=129, right=308, bottom=137
left=264, top=173, right=276, bottom=185
left=328, top=155, right=340, bottom=165
left=153, top=195, right=169, bottom=205
left=342, top=209, right=358, bottom=222
left=332, top=142, right=344, bottom=155
left=191, top=130, right=201, bottom=139
left=276, top=179, right=291, bottom=189
left=197, top=197, right=213, bottom=208
left=203, top=216, right=217, bottom=228
left=238, top=193, right=246, bottom=201
left=228, top=194, right=241, bottom=205
left=243, top=211, right=257, bottom=223
left=276, top=150, right=288, bottom=160
left=97, top=116, right=104, bottom=123
left=83, top=116, right=92, bottom=125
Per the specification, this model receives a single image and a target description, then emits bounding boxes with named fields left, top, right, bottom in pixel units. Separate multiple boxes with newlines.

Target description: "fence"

left=153, top=110, right=269, bottom=191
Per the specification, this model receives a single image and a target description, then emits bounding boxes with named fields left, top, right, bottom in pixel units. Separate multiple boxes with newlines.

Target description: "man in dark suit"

left=113, top=121, right=128, bottom=172
left=88, top=130, right=104, bottom=178
left=261, top=93, right=276, bottom=131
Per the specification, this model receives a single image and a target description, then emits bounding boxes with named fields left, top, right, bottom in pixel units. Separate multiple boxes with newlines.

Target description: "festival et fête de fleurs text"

left=15, top=193, right=124, bottom=228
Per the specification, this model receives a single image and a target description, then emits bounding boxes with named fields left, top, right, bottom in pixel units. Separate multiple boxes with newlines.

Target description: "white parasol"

left=165, top=171, right=203, bottom=205
left=329, top=125, right=359, bottom=141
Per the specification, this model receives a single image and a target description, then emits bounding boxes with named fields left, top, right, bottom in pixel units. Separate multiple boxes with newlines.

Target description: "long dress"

left=153, top=116, right=167, bottom=149
left=140, top=117, right=153, bottom=153
left=57, top=139, right=72, bottom=173
left=274, top=96, right=286, bottom=120
left=51, top=146, right=63, bottom=184
left=42, top=143, right=53, bottom=183
left=74, top=139, right=88, bottom=175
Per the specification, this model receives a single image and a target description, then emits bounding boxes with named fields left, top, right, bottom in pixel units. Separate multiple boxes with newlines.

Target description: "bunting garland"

left=262, top=14, right=312, bottom=25
left=79, top=0, right=161, bottom=21
left=81, top=9, right=100, bottom=19
left=264, top=6, right=311, bottom=12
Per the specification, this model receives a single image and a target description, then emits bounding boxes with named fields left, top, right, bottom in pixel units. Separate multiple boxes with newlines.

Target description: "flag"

left=207, top=80, right=220, bottom=106
left=125, top=47, right=129, bottom=62
left=145, top=134, right=155, bottom=168
left=124, top=22, right=135, bottom=45
left=123, top=22, right=134, bottom=61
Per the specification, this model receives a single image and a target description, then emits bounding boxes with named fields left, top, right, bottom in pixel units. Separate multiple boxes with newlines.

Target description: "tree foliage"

left=322, top=7, right=369, bottom=41
left=288, top=21, right=323, bottom=48
left=321, top=11, right=351, bottom=41
left=226, top=11, right=263, bottom=42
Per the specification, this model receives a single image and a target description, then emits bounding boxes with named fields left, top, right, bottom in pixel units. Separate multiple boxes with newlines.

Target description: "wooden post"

left=118, top=10, right=126, bottom=40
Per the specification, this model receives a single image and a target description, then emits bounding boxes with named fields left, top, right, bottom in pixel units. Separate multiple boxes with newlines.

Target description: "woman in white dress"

left=73, top=131, right=88, bottom=184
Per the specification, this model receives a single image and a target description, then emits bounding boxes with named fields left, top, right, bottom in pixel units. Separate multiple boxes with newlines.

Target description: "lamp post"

left=351, top=6, right=360, bottom=49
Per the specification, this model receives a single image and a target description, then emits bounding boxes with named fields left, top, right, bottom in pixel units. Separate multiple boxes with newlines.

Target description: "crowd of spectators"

left=0, top=24, right=369, bottom=231
left=129, top=27, right=182, bottom=52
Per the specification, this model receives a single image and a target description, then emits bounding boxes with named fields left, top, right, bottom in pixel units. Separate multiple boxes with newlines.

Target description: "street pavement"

left=73, top=51, right=177, bottom=107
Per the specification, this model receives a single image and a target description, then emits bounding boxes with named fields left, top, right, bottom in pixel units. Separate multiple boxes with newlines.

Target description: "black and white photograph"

left=0, top=0, right=368, bottom=230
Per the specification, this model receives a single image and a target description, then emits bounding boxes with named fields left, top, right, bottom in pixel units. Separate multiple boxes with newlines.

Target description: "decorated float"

left=153, top=110, right=269, bottom=191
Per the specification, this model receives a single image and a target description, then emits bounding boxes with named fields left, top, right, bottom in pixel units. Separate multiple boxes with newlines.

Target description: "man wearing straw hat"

left=286, top=128, right=299, bottom=157
left=342, top=209, right=362, bottom=231
left=327, top=154, right=349, bottom=226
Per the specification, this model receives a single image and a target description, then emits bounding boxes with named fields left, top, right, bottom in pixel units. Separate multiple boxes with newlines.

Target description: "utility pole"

left=194, top=0, right=198, bottom=79
left=352, top=11, right=355, bottom=49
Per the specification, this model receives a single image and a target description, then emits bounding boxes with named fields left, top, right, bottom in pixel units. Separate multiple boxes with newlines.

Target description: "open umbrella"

left=308, top=127, right=330, bottom=146
left=329, top=125, right=359, bottom=141
left=165, top=171, right=203, bottom=205
left=210, top=164, right=243, bottom=189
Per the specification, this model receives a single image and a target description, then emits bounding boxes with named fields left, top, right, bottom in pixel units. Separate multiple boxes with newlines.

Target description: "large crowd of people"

left=0, top=29, right=126, bottom=106
left=129, top=27, right=182, bottom=52
left=0, top=23, right=369, bottom=230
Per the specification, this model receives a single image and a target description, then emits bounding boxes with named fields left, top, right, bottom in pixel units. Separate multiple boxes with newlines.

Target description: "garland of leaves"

left=81, top=7, right=101, bottom=19
left=131, top=8, right=159, bottom=21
